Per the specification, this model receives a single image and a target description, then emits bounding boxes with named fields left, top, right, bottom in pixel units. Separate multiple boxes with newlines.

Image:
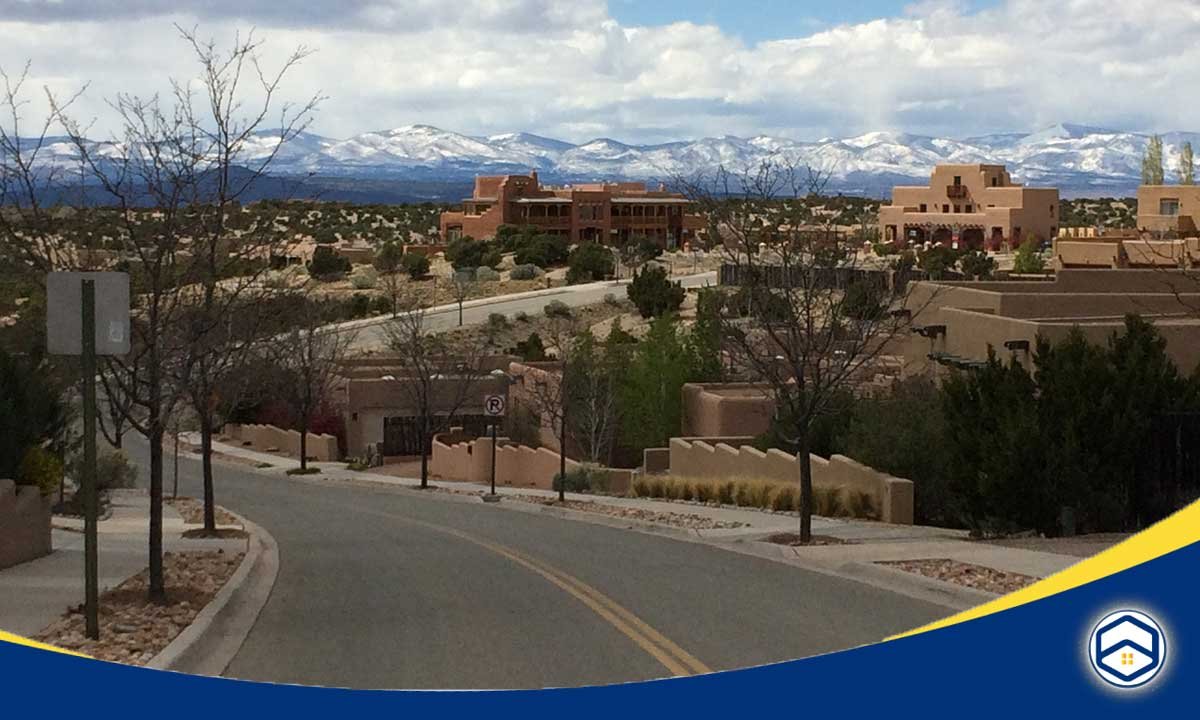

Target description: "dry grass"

left=631, top=474, right=879, bottom=520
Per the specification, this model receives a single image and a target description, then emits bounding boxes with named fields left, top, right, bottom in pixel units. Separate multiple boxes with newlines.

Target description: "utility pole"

left=80, top=279, right=99, bottom=640
left=558, top=369, right=567, bottom=503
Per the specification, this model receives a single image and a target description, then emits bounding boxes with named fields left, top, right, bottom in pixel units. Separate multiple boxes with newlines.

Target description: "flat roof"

left=513, top=197, right=572, bottom=203
left=610, top=197, right=691, bottom=204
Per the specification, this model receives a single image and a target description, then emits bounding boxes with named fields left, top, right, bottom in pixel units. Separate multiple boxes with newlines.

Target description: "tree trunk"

left=797, top=433, right=813, bottom=543
left=148, top=422, right=166, bottom=602
left=419, top=414, right=429, bottom=489
left=200, top=412, right=216, bottom=532
left=299, top=420, right=308, bottom=471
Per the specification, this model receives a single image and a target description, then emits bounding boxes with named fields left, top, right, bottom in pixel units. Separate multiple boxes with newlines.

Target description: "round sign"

left=484, top=395, right=506, bottom=416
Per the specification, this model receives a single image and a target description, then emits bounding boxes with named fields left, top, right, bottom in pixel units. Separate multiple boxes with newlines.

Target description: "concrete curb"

left=146, top=511, right=279, bottom=675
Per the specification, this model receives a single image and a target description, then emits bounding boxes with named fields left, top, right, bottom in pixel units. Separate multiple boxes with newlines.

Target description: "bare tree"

left=38, top=28, right=318, bottom=598
left=676, top=158, right=922, bottom=541
left=273, top=299, right=356, bottom=472
left=383, top=300, right=487, bottom=488
left=166, top=29, right=319, bottom=531
left=449, top=269, right=474, bottom=326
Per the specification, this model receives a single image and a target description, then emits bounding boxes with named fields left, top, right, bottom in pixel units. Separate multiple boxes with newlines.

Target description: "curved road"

left=128, top=435, right=949, bottom=689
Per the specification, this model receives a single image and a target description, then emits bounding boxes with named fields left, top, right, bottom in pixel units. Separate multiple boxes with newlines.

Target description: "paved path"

left=341, top=271, right=717, bottom=351
left=130, top=433, right=953, bottom=689
left=0, top=492, right=242, bottom=637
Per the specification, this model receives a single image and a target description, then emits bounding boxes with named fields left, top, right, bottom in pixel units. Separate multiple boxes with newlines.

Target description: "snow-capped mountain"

left=22, top=123, right=1200, bottom=197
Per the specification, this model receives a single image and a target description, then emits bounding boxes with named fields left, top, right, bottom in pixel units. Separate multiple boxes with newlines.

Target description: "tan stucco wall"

left=0, top=479, right=52, bottom=570
left=665, top=438, right=914, bottom=524
left=430, top=434, right=632, bottom=494
left=1137, top=185, right=1200, bottom=234
left=223, top=423, right=339, bottom=462
left=680, top=383, right=775, bottom=437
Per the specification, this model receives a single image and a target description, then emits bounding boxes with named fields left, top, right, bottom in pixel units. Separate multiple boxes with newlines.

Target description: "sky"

left=0, top=0, right=1197, bottom=144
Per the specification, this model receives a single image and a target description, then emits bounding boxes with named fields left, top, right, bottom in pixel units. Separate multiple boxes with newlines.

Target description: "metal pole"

left=80, top=279, right=99, bottom=640
left=490, top=422, right=497, bottom=496
left=172, top=428, right=179, bottom=500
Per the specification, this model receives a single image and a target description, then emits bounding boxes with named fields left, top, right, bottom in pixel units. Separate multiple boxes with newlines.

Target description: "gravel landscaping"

left=33, top=550, right=244, bottom=665
left=508, top=494, right=748, bottom=530
left=167, top=497, right=240, bottom=526
left=878, top=558, right=1038, bottom=595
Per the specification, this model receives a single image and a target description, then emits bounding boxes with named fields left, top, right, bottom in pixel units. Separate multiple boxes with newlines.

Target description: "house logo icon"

left=1088, top=609, right=1166, bottom=688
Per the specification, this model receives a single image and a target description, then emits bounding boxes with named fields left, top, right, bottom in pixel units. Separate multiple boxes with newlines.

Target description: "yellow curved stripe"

left=0, top=629, right=90, bottom=657
left=889, top=497, right=1200, bottom=640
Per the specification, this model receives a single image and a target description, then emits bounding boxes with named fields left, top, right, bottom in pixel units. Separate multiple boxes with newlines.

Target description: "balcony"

left=947, top=185, right=968, bottom=199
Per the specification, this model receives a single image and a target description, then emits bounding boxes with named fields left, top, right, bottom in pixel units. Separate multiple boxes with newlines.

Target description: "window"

left=965, top=204, right=973, bottom=213
left=991, top=177, right=999, bottom=187
left=919, top=203, right=927, bottom=212
left=1161, top=198, right=1181, bottom=216
left=1049, top=204, right=1055, bottom=217
left=942, top=204, right=950, bottom=213
left=953, top=205, right=960, bottom=213
left=953, top=176, right=962, bottom=186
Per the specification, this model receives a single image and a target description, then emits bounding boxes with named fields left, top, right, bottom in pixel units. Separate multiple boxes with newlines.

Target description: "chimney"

left=530, top=169, right=539, bottom=186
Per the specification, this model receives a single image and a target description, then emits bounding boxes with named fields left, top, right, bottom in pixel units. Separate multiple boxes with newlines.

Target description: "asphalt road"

left=125, top=434, right=949, bottom=689
left=345, top=271, right=719, bottom=351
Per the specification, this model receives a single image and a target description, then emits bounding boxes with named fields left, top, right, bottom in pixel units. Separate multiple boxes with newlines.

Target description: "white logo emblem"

left=1087, top=609, right=1166, bottom=689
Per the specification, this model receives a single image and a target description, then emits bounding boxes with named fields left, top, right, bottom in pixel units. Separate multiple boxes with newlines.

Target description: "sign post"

left=47, top=272, right=130, bottom=641
left=483, top=394, right=506, bottom=501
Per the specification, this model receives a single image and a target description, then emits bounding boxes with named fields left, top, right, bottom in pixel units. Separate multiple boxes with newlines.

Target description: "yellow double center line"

left=362, top=507, right=711, bottom=677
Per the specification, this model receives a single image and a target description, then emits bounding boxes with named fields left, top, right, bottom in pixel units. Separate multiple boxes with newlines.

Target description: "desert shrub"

left=813, top=487, right=844, bottom=517
left=487, top=313, right=510, bottom=333
left=544, top=300, right=572, bottom=318
left=509, top=263, right=543, bottom=281
left=771, top=485, right=799, bottom=512
left=566, top=242, right=615, bottom=284
left=346, top=460, right=370, bottom=472
left=553, top=466, right=608, bottom=494
left=627, top=264, right=685, bottom=318
left=95, top=449, right=137, bottom=490
left=400, top=252, right=431, bottom=279
left=476, top=266, right=501, bottom=282
left=369, top=295, right=392, bottom=316
left=19, top=446, right=61, bottom=496
left=632, top=475, right=653, bottom=498
left=846, top=491, right=877, bottom=520
left=348, top=293, right=372, bottom=318
left=716, top=480, right=736, bottom=506
left=350, top=266, right=378, bottom=289
left=735, top=479, right=773, bottom=508
left=648, top=476, right=668, bottom=498
left=514, top=310, right=530, bottom=323
left=602, top=292, right=620, bottom=306
left=510, top=332, right=547, bottom=361
left=693, top=481, right=714, bottom=504
left=307, top=245, right=351, bottom=279
left=514, top=234, right=569, bottom=267
left=666, top=478, right=687, bottom=500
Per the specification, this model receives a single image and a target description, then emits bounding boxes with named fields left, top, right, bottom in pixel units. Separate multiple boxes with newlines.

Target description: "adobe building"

left=439, top=171, right=703, bottom=248
left=1136, top=185, right=1200, bottom=236
left=340, top=355, right=514, bottom=459
left=879, top=164, right=1059, bottom=250
left=903, top=269, right=1200, bottom=377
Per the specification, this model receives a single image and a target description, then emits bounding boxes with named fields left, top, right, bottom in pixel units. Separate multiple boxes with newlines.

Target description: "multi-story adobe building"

left=439, top=171, right=704, bottom=247
left=1137, top=184, right=1200, bottom=236
left=879, top=164, right=1059, bottom=250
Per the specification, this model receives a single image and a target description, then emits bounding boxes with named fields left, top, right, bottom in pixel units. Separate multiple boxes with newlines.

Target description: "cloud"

left=0, top=0, right=1197, bottom=143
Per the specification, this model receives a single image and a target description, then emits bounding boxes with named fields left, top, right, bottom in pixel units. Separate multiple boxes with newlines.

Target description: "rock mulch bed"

left=33, top=550, right=244, bottom=665
left=764, top=532, right=852, bottom=546
left=878, top=558, right=1037, bottom=595
left=509, top=494, right=748, bottom=530
left=167, top=497, right=240, bottom=527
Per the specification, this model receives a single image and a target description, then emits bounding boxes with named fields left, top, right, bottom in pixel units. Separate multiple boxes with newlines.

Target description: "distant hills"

left=24, top=123, right=1200, bottom=202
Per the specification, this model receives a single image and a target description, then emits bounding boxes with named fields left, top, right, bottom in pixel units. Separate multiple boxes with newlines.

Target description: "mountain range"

left=31, top=123, right=1200, bottom=201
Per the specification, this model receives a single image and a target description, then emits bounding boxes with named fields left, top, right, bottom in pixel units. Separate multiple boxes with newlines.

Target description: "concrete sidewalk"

left=0, top=491, right=244, bottom=638
left=195, top=434, right=1085, bottom=584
